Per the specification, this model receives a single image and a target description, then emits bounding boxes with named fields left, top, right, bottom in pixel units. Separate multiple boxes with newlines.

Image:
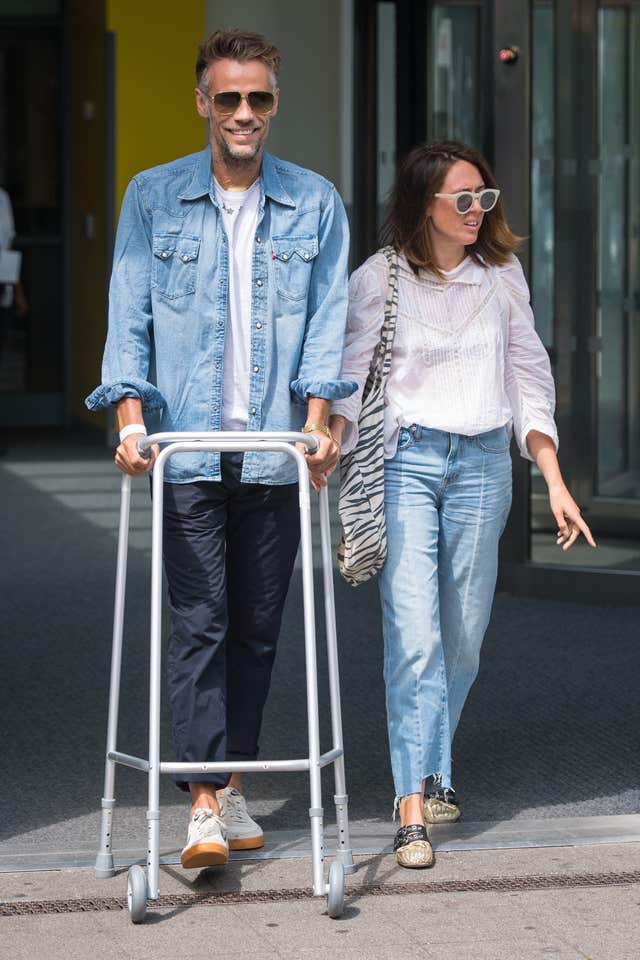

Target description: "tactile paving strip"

left=2, top=870, right=639, bottom=916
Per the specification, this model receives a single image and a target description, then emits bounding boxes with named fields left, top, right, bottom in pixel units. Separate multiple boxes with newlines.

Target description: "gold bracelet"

left=301, top=422, right=334, bottom=442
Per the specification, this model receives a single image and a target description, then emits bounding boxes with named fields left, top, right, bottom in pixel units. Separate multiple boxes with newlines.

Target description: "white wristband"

left=119, top=423, right=147, bottom=442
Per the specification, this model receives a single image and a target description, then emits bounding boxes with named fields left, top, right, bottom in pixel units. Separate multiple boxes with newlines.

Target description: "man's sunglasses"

left=199, top=89, right=275, bottom=115
left=434, top=188, right=500, bottom=214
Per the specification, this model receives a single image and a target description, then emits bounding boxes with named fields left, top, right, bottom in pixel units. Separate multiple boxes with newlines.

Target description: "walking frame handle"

left=136, top=430, right=320, bottom=459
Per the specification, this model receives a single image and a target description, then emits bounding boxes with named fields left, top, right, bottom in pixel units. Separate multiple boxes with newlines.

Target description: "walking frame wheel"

left=126, top=864, right=147, bottom=923
left=327, top=861, right=345, bottom=919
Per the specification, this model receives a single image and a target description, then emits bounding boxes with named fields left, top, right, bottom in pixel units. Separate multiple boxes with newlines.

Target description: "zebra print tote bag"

left=337, top=246, right=399, bottom=585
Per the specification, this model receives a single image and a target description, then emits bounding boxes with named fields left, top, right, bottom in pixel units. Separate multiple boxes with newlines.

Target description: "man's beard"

left=215, top=130, right=263, bottom=166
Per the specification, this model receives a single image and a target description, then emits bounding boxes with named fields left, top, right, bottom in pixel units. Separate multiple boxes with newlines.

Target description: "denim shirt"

left=85, top=146, right=356, bottom=484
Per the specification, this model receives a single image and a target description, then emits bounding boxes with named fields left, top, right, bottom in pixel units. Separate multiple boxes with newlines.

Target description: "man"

left=86, top=29, right=354, bottom=869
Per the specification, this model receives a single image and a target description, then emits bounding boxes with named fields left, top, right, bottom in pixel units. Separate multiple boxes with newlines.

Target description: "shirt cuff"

left=518, top=419, right=559, bottom=461
left=290, top=377, right=358, bottom=402
left=85, top=378, right=166, bottom=412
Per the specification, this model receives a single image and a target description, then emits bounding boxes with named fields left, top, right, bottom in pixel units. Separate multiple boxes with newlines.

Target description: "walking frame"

left=94, top=431, right=356, bottom=922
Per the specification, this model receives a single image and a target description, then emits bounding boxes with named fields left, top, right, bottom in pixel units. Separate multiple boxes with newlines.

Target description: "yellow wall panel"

left=107, top=0, right=206, bottom=212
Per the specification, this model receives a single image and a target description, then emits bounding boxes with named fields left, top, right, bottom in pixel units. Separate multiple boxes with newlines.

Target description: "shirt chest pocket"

left=152, top=235, right=200, bottom=299
left=272, top=235, right=318, bottom=301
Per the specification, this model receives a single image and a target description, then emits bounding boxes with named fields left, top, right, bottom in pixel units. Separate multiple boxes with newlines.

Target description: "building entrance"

left=0, top=6, right=64, bottom=426
left=354, top=0, right=640, bottom=601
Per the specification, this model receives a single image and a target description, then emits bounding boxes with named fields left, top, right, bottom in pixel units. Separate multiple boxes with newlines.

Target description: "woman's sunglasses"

left=199, top=89, right=275, bottom=116
left=434, top=188, right=500, bottom=214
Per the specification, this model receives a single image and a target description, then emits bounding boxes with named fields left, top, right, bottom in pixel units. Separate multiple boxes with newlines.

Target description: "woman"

left=330, top=141, right=595, bottom=869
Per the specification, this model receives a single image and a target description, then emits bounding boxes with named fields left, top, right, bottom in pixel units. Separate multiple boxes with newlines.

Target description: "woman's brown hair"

left=381, top=140, right=522, bottom=279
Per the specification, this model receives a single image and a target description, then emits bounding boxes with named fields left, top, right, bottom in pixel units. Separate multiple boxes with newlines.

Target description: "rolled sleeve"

left=291, top=185, right=356, bottom=403
left=501, top=257, right=558, bottom=461
left=289, top=377, right=357, bottom=402
left=84, top=178, right=160, bottom=415
left=85, top=377, right=165, bottom=412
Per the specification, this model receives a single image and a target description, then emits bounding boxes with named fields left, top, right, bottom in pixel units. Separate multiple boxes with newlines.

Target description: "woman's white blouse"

left=332, top=252, right=558, bottom=460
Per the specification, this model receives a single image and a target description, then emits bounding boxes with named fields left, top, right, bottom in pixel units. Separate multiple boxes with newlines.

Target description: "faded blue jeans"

left=379, top=424, right=513, bottom=799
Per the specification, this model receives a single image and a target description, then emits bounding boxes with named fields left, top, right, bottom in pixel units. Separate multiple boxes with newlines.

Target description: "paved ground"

left=1, top=434, right=639, bottom=858
left=2, top=432, right=640, bottom=958
left=2, top=841, right=639, bottom=958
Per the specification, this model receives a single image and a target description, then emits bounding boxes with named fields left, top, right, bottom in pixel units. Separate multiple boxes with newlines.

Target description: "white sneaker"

left=218, top=787, right=264, bottom=850
left=180, top=807, right=229, bottom=869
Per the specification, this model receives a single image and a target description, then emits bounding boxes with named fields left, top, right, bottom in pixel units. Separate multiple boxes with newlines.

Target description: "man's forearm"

left=115, top=397, right=145, bottom=430
left=304, top=397, right=331, bottom=428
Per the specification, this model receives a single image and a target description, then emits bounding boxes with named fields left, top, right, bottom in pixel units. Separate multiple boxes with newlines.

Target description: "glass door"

left=529, top=0, right=640, bottom=572
left=595, top=4, right=640, bottom=504
left=0, top=9, right=64, bottom=426
left=428, top=2, right=483, bottom=148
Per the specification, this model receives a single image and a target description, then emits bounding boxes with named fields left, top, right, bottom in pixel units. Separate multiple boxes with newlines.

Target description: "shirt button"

left=161, top=251, right=169, bottom=259
left=181, top=254, right=189, bottom=262
left=213, top=403, right=219, bottom=412
left=251, top=406, right=257, bottom=415
left=282, top=253, right=289, bottom=260
left=303, top=253, right=310, bottom=260
left=219, top=279, right=225, bottom=285
left=256, top=279, right=263, bottom=286
left=256, top=322, right=262, bottom=329
left=253, top=366, right=259, bottom=373
left=255, top=237, right=261, bottom=244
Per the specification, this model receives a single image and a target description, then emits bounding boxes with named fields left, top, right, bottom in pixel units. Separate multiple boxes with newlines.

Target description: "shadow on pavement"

left=1, top=440, right=639, bottom=854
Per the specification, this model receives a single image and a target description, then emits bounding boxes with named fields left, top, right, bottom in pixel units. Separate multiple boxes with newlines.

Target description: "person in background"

left=0, top=187, right=28, bottom=371
left=331, top=140, right=595, bottom=869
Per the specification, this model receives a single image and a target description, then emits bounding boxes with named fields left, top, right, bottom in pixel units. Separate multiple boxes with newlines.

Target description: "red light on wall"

left=499, top=45, right=520, bottom=64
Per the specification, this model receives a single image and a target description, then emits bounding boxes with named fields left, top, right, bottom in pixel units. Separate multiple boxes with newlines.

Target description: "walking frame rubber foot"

left=95, top=852, right=116, bottom=878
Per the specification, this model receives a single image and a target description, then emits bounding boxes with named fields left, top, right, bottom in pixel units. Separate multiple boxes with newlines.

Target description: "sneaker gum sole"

left=228, top=834, right=265, bottom=851
left=423, top=799, right=461, bottom=824
left=180, top=842, right=229, bottom=869
left=395, top=840, right=434, bottom=869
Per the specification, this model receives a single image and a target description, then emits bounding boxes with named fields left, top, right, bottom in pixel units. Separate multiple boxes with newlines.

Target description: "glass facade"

left=377, top=2, right=396, bottom=231
left=430, top=3, right=481, bottom=147
left=530, top=1, right=555, bottom=352
left=357, top=0, right=640, bottom=597
left=596, top=6, right=638, bottom=500
left=0, top=12, right=63, bottom=412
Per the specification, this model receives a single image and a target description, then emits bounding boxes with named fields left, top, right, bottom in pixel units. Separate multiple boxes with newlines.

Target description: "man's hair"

left=196, top=29, right=281, bottom=89
left=381, top=139, right=522, bottom=279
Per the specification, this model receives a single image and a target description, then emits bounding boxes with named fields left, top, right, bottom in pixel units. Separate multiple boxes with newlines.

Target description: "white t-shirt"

left=213, top=177, right=260, bottom=431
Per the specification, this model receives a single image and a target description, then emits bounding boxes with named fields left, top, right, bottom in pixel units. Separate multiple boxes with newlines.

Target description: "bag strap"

left=367, top=245, right=400, bottom=390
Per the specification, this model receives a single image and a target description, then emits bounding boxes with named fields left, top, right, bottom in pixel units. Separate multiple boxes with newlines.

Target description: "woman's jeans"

left=379, top=425, right=512, bottom=798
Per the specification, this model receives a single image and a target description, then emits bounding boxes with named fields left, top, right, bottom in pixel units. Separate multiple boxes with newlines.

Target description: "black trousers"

left=161, top=454, right=301, bottom=790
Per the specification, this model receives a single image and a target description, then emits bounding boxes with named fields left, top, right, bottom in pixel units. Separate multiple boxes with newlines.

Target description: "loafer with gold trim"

left=423, top=788, right=460, bottom=824
left=393, top=824, right=434, bottom=868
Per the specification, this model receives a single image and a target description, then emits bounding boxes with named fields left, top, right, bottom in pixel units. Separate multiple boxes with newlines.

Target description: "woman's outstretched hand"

left=548, top=483, right=596, bottom=551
